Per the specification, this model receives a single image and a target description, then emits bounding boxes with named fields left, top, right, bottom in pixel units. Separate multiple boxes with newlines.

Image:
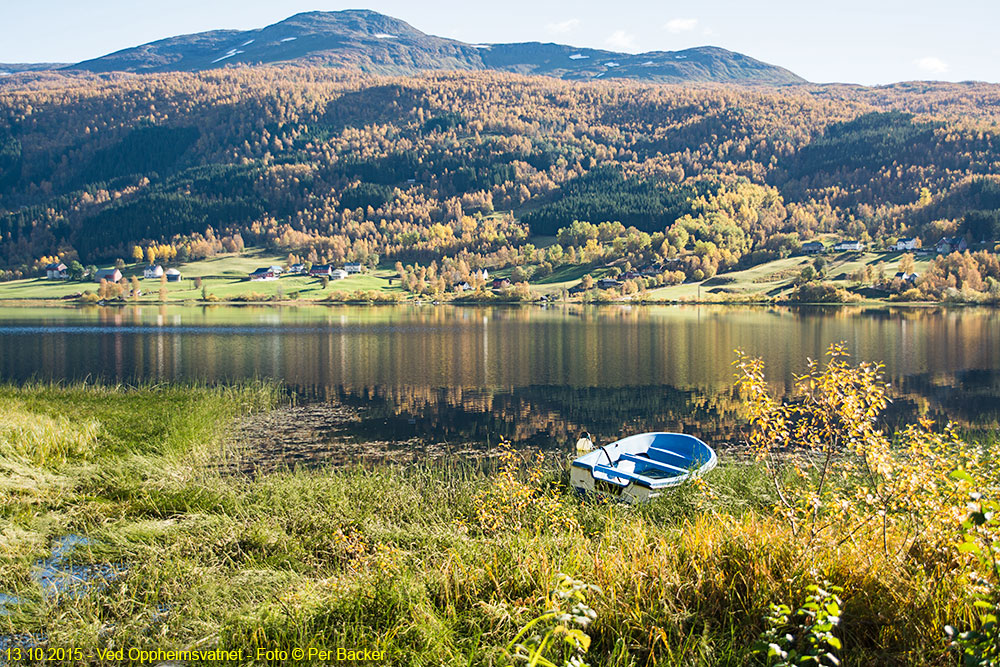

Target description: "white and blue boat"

left=570, top=432, right=718, bottom=503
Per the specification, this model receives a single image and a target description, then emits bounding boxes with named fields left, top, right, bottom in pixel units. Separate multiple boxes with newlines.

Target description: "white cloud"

left=665, top=18, right=698, bottom=33
left=915, top=56, right=948, bottom=75
left=546, top=18, right=581, bottom=35
left=605, top=29, right=638, bottom=51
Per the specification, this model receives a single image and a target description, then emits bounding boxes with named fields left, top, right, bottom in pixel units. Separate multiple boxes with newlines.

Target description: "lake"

left=0, top=304, right=997, bottom=456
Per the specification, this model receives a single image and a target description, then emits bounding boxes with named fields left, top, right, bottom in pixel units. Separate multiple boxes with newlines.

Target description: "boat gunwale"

left=572, top=431, right=718, bottom=490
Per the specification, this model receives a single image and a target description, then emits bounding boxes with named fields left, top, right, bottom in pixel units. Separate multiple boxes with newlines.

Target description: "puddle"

left=0, top=535, right=125, bottom=656
left=0, top=633, right=44, bottom=664
left=32, top=535, right=125, bottom=599
left=0, top=594, right=23, bottom=616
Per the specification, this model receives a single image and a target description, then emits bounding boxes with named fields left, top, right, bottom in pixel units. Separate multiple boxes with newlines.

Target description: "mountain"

left=0, top=63, right=70, bottom=76
left=64, top=10, right=804, bottom=85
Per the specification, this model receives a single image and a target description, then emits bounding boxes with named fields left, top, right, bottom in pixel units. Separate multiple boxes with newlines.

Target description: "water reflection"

left=0, top=304, right=997, bottom=450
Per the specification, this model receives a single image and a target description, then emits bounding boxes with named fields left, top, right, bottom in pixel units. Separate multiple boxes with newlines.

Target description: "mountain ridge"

left=53, top=9, right=805, bottom=85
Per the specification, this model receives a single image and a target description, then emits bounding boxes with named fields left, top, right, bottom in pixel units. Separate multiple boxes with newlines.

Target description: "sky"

left=0, top=0, right=996, bottom=85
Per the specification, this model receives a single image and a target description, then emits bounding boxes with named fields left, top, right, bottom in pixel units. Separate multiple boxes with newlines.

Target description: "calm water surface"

left=0, top=304, right=996, bottom=450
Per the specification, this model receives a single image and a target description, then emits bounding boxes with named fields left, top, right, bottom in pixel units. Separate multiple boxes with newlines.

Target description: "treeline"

left=0, top=68, right=1000, bottom=279
left=880, top=250, right=1000, bottom=303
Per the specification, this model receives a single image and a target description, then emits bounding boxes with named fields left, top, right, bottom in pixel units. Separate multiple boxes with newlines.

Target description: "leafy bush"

left=324, top=290, right=402, bottom=303
left=232, top=292, right=273, bottom=302
left=473, top=438, right=578, bottom=535
left=508, top=574, right=599, bottom=667
left=756, top=581, right=843, bottom=666
left=947, top=471, right=1000, bottom=666
left=786, top=282, right=861, bottom=303
left=735, top=343, right=968, bottom=553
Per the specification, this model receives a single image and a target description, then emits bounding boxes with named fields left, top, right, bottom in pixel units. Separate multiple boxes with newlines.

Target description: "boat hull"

left=570, top=432, right=717, bottom=504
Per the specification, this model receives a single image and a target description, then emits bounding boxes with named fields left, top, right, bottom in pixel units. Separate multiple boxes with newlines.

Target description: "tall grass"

left=0, top=382, right=985, bottom=665
left=0, top=404, right=99, bottom=465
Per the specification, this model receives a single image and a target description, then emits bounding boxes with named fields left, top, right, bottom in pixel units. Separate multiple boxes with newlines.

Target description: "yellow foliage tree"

left=735, top=343, right=972, bottom=556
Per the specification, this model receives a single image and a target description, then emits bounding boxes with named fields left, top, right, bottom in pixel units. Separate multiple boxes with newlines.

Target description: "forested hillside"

left=1, top=68, right=1000, bottom=281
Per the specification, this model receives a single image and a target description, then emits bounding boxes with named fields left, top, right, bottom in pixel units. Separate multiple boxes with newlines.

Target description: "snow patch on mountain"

left=211, top=48, right=245, bottom=64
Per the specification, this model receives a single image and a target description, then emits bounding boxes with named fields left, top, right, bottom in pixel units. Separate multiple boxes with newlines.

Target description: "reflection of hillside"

left=895, top=370, right=1000, bottom=427
left=0, top=305, right=998, bottom=450
left=287, top=375, right=995, bottom=455
left=313, top=384, right=753, bottom=449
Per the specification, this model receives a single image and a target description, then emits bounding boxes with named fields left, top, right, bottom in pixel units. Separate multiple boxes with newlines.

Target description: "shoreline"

left=0, top=296, right=979, bottom=309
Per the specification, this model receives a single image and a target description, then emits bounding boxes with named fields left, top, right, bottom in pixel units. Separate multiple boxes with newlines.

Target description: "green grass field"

left=0, top=250, right=405, bottom=304
left=0, top=248, right=943, bottom=306
left=646, top=251, right=937, bottom=302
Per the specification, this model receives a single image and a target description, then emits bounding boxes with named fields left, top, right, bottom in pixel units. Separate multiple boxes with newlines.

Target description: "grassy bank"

left=0, top=251, right=407, bottom=305
left=0, top=380, right=991, bottom=665
left=0, top=249, right=940, bottom=308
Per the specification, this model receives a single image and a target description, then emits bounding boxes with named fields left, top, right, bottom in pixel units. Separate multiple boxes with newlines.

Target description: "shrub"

left=232, top=292, right=272, bottom=302
left=787, top=282, right=861, bottom=303
left=473, top=438, right=578, bottom=535
left=890, top=287, right=925, bottom=302
left=756, top=581, right=843, bottom=666
left=735, top=342, right=968, bottom=553
left=324, top=290, right=402, bottom=303
left=508, top=574, right=599, bottom=667
left=947, top=471, right=1000, bottom=666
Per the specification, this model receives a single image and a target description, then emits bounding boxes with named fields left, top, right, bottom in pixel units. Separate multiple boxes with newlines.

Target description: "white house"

left=289, top=263, right=306, bottom=274
left=45, top=262, right=68, bottom=279
left=892, top=238, right=920, bottom=252
left=833, top=240, right=865, bottom=252
left=143, top=265, right=164, bottom=279
left=331, top=268, right=349, bottom=280
left=268, top=265, right=283, bottom=275
left=165, top=268, right=182, bottom=282
left=344, top=262, right=364, bottom=274
left=94, top=268, right=123, bottom=283
left=936, top=236, right=968, bottom=254
left=249, top=268, right=277, bottom=281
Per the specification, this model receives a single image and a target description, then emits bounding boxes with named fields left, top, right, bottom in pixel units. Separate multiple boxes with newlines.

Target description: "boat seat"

left=593, top=464, right=654, bottom=488
left=618, top=453, right=686, bottom=476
